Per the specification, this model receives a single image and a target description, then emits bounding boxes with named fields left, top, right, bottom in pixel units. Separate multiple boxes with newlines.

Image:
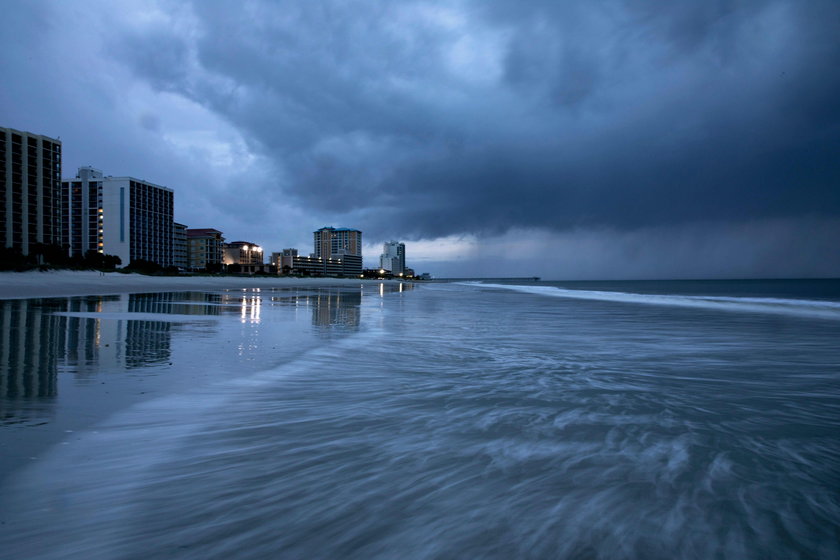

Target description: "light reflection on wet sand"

left=0, top=284, right=406, bottom=479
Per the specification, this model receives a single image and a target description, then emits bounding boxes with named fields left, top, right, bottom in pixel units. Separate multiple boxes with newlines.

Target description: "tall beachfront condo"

left=313, top=227, right=362, bottom=259
left=62, top=167, right=174, bottom=267
left=62, top=166, right=104, bottom=257
left=186, top=228, right=225, bottom=271
left=173, top=222, right=188, bottom=270
left=313, top=227, right=363, bottom=276
left=379, top=241, right=406, bottom=275
left=0, top=127, right=62, bottom=256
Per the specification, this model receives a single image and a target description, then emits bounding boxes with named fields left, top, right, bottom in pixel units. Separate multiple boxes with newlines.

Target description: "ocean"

left=1, top=279, right=839, bottom=559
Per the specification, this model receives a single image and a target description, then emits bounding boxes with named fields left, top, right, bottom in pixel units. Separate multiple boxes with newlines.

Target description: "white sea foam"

left=467, top=283, right=840, bottom=320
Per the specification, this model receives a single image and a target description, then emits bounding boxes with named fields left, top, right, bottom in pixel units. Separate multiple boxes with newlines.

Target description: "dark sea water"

left=1, top=280, right=839, bottom=559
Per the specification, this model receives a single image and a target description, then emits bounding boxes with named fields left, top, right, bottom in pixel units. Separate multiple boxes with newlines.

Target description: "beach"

left=0, top=270, right=397, bottom=300
left=0, top=278, right=407, bottom=488
left=2, top=278, right=840, bottom=558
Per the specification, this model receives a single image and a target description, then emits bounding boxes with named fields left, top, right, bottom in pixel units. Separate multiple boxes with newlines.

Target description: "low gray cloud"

left=420, top=217, right=840, bottom=280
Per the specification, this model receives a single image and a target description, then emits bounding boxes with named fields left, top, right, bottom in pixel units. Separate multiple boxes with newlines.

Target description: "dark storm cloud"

left=110, top=0, right=839, bottom=239
left=114, top=29, right=192, bottom=93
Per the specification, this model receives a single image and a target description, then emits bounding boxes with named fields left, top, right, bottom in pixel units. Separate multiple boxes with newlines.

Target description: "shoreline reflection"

left=1, top=284, right=414, bottom=424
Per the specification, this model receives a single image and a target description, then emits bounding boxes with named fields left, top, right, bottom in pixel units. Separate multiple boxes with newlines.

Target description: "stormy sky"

left=2, top=0, right=838, bottom=278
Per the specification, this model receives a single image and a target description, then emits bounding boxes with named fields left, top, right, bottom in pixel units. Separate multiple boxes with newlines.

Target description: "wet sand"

left=0, top=281, right=390, bottom=483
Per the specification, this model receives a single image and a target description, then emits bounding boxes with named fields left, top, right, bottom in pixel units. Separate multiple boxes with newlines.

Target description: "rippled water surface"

left=1, top=280, right=839, bottom=559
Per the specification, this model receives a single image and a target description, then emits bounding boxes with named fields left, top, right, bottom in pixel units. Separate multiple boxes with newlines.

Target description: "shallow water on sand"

left=1, top=280, right=839, bottom=559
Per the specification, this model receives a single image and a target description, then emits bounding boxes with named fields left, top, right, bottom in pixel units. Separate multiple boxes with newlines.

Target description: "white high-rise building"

left=379, top=240, right=405, bottom=275
left=62, top=166, right=174, bottom=267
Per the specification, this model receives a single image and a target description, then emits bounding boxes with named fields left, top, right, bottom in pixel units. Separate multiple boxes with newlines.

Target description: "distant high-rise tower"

left=380, top=241, right=405, bottom=275
left=62, top=166, right=174, bottom=267
left=1, top=127, right=62, bottom=255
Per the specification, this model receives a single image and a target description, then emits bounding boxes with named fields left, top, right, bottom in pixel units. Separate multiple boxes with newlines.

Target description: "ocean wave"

left=465, top=283, right=840, bottom=320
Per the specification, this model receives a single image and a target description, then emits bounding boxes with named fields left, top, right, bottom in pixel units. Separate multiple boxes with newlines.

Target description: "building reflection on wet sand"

left=0, top=295, right=177, bottom=423
left=311, top=288, right=362, bottom=329
left=0, top=299, right=61, bottom=401
left=267, top=283, right=410, bottom=332
left=62, top=295, right=175, bottom=374
left=1, top=283, right=413, bottom=422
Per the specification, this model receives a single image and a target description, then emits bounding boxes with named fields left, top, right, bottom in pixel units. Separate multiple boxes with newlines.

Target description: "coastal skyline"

left=2, top=1, right=838, bottom=279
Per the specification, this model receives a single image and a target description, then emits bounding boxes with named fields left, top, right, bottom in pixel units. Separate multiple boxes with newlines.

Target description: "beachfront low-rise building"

left=275, top=247, right=359, bottom=277
left=269, top=251, right=283, bottom=269
left=276, top=248, right=298, bottom=275
left=223, top=241, right=263, bottom=274
left=186, top=228, right=224, bottom=271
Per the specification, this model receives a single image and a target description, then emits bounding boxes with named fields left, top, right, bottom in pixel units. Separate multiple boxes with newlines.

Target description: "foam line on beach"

left=466, top=282, right=840, bottom=320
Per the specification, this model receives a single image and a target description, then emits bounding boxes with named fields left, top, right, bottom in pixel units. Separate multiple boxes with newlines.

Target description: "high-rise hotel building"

left=314, top=226, right=362, bottom=260
left=63, top=166, right=174, bottom=267
left=1, top=127, right=62, bottom=255
left=313, top=227, right=363, bottom=276
left=62, top=166, right=104, bottom=258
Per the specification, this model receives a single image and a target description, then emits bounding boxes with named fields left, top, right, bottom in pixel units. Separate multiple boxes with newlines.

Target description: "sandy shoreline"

left=0, top=270, right=402, bottom=300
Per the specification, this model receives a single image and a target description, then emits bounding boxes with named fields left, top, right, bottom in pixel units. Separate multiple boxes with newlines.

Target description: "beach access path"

left=0, top=270, right=396, bottom=300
